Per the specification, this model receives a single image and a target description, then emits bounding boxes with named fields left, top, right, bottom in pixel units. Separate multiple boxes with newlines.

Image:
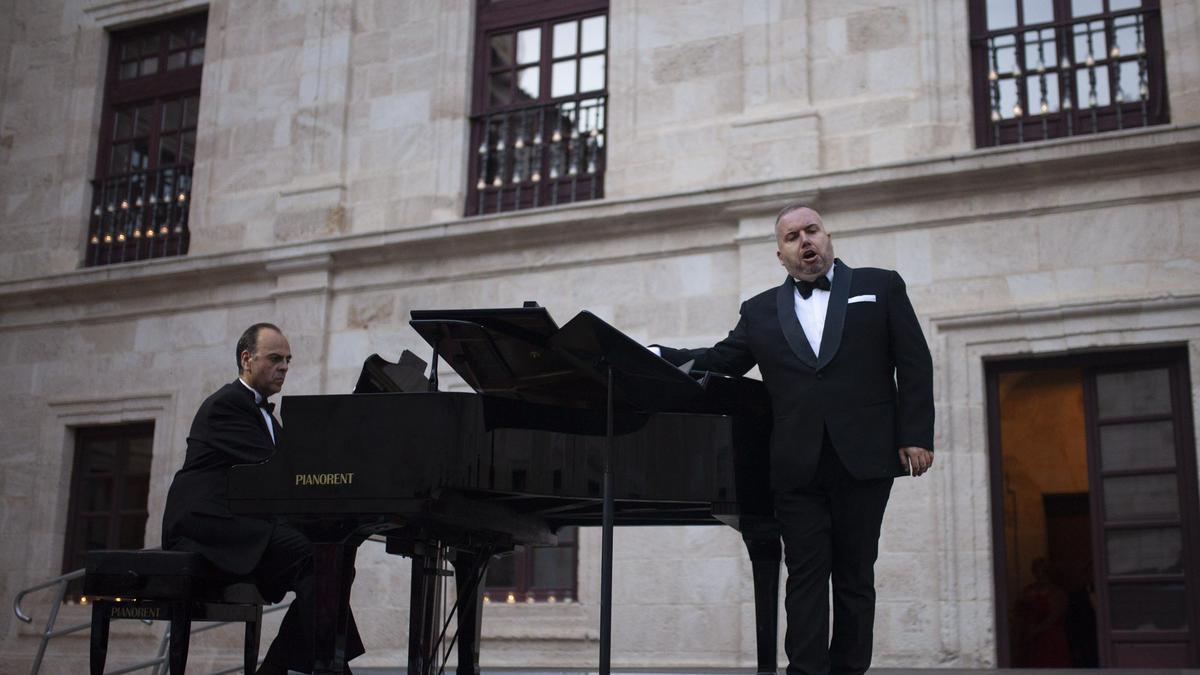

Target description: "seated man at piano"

left=162, top=323, right=364, bottom=674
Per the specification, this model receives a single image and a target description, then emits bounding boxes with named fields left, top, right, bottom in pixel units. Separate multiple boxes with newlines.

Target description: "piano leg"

left=311, top=541, right=359, bottom=675
left=450, top=550, right=487, bottom=675
left=743, top=531, right=782, bottom=675
left=407, top=543, right=445, bottom=675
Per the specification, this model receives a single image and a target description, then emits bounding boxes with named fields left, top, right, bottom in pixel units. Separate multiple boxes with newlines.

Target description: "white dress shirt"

left=793, top=267, right=835, bottom=357
left=238, top=377, right=276, bottom=444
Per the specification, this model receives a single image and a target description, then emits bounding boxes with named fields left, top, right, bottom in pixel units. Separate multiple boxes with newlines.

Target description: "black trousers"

left=254, top=523, right=365, bottom=673
left=774, top=437, right=894, bottom=675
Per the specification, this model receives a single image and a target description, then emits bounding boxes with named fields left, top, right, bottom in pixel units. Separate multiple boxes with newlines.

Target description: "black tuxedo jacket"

left=660, top=259, right=934, bottom=491
left=162, top=380, right=280, bottom=578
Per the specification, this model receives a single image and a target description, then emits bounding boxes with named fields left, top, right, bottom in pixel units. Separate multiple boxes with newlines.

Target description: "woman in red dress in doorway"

left=1018, top=557, right=1072, bottom=667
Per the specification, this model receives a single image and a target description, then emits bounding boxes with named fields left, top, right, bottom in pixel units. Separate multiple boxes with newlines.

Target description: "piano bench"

left=83, top=549, right=264, bottom=675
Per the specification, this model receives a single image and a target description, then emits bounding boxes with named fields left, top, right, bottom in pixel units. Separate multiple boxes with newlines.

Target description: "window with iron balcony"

left=969, top=0, right=1168, bottom=148
left=86, top=13, right=206, bottom=266
left=468, top=0, right=608, bottom=216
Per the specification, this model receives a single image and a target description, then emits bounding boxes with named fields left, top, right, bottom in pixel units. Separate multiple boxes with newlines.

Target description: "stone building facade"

left=2, top=0, right=1199, bottom=672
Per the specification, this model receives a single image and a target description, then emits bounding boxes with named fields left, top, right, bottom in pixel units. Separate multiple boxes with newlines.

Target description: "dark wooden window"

left=987, top=347, right=1200, bottom=667
left=968, top=0, right=1169, bottom=147
left=87, top=13, right=206, bottom=266
left=485, top=527, right=577, bottom=604
left=1085, top=358, right=1200, bottom=666
left=468, top=0, right=608, bottom=216
left=62, top=423, right=155, bottom=599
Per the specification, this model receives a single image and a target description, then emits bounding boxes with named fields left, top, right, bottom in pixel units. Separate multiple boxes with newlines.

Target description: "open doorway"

left=987, top=347, right=1200, bottom=667
left=994, top=368, right=1095, bottom=667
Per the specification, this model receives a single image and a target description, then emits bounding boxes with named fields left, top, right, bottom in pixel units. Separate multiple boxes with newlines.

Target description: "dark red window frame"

left=467, top=0, right=608, bottom=216
left=87, top=12, right=206, bottom=266
left=485, top=526, right=579, bottom=604
left=62, top=422, right=155, bottom=600
left=968, top=0, right=1169, bottom=147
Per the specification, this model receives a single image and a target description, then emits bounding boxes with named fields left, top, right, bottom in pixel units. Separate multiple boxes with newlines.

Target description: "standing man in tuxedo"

left=656, top=205, right=934, bottom=674
left=162, top=323, right=364, bottom=674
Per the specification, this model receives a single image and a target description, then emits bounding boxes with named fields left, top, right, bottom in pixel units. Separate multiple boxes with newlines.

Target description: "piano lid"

left=409, top=306, right=705, bottom=412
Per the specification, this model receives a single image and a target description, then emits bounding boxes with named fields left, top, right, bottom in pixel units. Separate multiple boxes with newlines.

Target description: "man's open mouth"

left=801, top=250, right=818, bottom=261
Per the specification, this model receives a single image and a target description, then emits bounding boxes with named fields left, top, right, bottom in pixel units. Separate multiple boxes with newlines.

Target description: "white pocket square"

left=848, top=294, right=876, bottom=304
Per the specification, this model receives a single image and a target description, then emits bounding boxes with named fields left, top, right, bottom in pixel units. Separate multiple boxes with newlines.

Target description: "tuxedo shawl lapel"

left=234, top=380, right=276, bottom=445
left=775, top=276, right=819, bottom=368
left=816, top=259, right=852, bottom=369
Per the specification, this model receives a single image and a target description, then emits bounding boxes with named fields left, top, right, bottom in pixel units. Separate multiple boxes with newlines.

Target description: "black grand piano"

left=229, top=306, right=781, bottom=674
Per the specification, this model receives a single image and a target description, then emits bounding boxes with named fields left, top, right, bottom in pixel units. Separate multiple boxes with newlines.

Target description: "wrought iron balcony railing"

left=468, top=96, right=605, bottom=216
left=973, top=3, right=1167, bottom=147
left=86, top=166, right=192, bottom=266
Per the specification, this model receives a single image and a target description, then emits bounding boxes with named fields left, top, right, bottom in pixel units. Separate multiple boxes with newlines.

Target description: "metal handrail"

left=13, top=567, right=290, bottom=675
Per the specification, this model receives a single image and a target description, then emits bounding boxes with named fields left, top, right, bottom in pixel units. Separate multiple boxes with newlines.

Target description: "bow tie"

left=795, top=276, right=831, bottom=299
left=257, top=398, right=275, bottom=414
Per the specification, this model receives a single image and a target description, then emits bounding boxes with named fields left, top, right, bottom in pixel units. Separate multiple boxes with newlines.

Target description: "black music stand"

left=547, top=311, right=706, bottom=675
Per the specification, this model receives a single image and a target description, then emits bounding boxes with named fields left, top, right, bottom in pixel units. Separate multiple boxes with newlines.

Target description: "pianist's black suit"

left=163, top=380, right=364, bottom=672
left=659, top=259, right=933, bottom=674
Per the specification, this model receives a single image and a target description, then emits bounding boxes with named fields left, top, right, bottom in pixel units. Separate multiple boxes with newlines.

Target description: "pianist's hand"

left=898, top=446, right=933, bottom=477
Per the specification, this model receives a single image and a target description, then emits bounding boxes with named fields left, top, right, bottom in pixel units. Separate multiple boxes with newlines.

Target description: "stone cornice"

left=2, top=124, right=1198, bottom=308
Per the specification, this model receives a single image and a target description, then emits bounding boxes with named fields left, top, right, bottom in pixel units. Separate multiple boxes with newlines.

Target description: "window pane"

left=169, top=30, right=187, bottom=50
left=1116, top=60, right=1140, bottom=101
left=179, top=130, right=196, bottom=164
left=1107, top=528, right=1183, bottom=575
left=1026, top=72, right=1060, bottom=114
left=162, top=99, right=182, bottom=132
left=990, top=34, right=1017, bottom=74
left=141, top=57, right=158, bottom=76
left=489, top=71, right=513, bottom=106
left=551, top=59, right=576, bottom=97
left=516, top=27, right=540, bottom=65
left=114, top=110, right=134, bottom=139
left=85, top=476, right=113, bottom=511
left=516, top=65, right=539, bottom=100
left=119, top=61, right=138, bottom=80
left=134, top=104, right=154, bottom=138
left=579, top=54, right=605, bottom=92
left=159, top=135, right=178, bottom=165
left=183, top=96, right=200, bottom=128
left=489, top=33, right=513, bottom=68
left=1100, top=420, right=1175, bottom=471
left=140, top=35, right=158, bottom=56
left=998, top=78, right=1020, bottom=118
left=1021, top=0, right=1053, bottom=24
left=120, top=41, right=137, bottom=60
left=1096, top=368, right=1171, bottom=418
left=1110, top=0, right=1141, bottom=10
left=86, top=439, right=117, bottom=473
left=581, top=15, right=606, bottom=52
left=131, top=137, right=150, bottom=170
left=487, top=552, right=516, bottom=587
left=118, top=514, right=146, bottom=549
left=553, top=21, right=578, bottom=58
left=530, top=546, right=574, bottom=589
left=188, top=47, right=203, bottom=66
left=1024, top=29, right=1057, bottom=70
left=1103, top=474, right=1179, bottom=521
left=1073, top=20, right=1107, bottom=63
left=986, top=0, right=1017, bottom=30
left=1071, top=0, right=1103, bottom=16
left=83, top=516, right=109, bottom=550
left=189, top=25, right=205, bottom=45
left=121, top=476, right=150, bottom=510
left=110, top=143, right=130, bottom=174
left=1113, top=15, right=1141, bottom=58
left=167, top=51, right=187, bottom=70
left=1077, top=64, right=1110, bottom=108
left=1109, top=583, right=1187, bottom=630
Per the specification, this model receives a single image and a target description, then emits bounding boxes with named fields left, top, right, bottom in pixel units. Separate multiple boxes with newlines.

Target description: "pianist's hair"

left=236, top=322, right=282, bottom=373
